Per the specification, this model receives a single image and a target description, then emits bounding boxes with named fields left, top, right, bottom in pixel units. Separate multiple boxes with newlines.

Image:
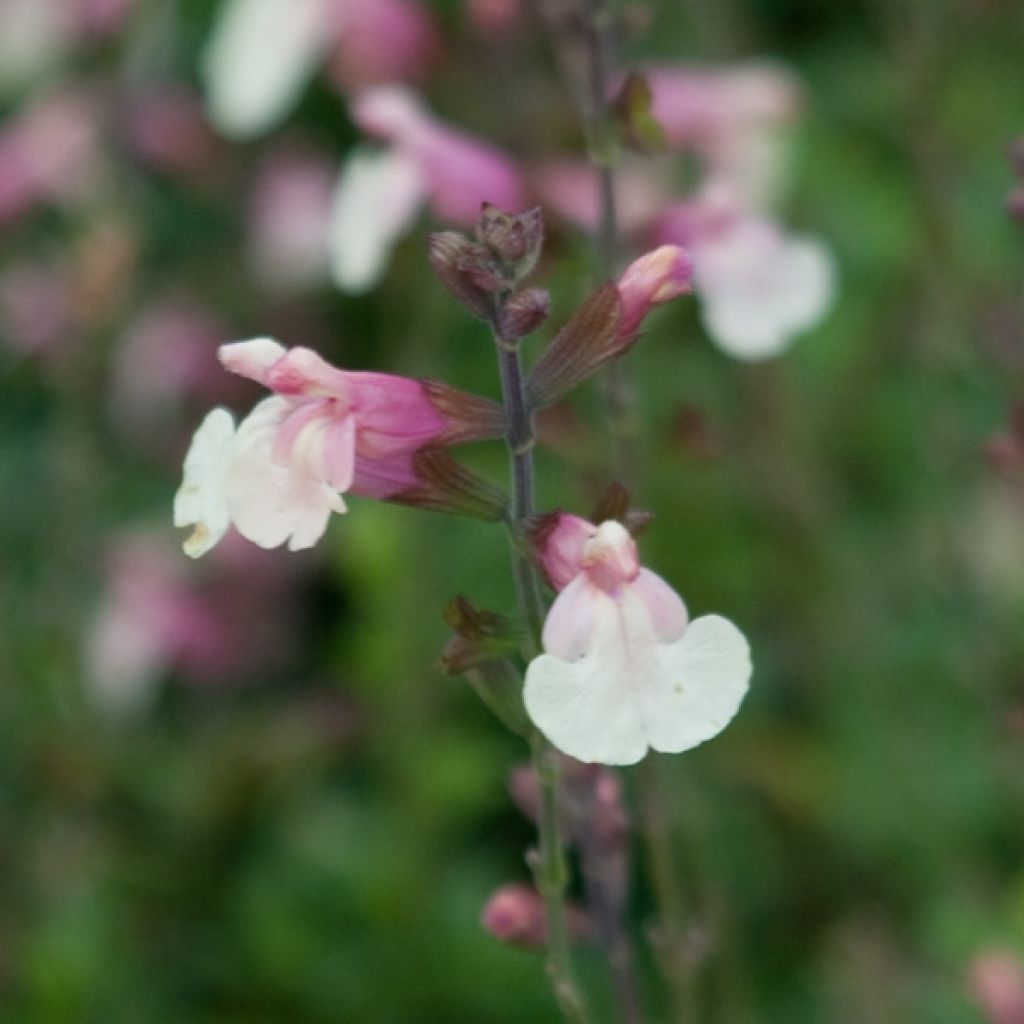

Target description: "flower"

left=202, top=0, right=437, bottom=141
left=525, top=516, right=751, bottom=765
left=615, top=245, right=694, bottom=339
left=329, top=86, right=526, bottom=292
left=174, top=338, right=501, bottom=556
left=652, top=191, right=835, bottom=360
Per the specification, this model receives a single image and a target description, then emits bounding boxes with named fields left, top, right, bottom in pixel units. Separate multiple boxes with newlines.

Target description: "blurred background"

left=3, top=1, right=1024, bottom=1021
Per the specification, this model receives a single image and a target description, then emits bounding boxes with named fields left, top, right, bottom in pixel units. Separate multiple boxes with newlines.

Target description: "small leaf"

left=612, top=72, right=667, bottom=156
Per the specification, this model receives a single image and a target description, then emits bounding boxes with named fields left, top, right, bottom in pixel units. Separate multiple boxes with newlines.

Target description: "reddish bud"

left=476, top=204, right=544, bottom=281
left=427, top=231, right=495, bottom=320
left=616, top=245, right=693, bottom=339
left=500, top=288, right=550, bottom=339
left=481, top=883, right=592, bottom=949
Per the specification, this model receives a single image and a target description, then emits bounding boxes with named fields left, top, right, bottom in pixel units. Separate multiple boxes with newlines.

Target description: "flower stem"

left=491, top=308, right=588, bottom=1024
left=577, top=3, right=693, bottom=1018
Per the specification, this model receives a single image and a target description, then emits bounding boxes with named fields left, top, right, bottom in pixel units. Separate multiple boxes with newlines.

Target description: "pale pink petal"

left=540, top=573, right=601, bottom=661
left=324, top=414, right=357, bottom=490
left=328, top=145, right=426, bottom=293
left=219, top=337, right=287, bottom=385
left=538, top=513, right=595, bottom=591
left=580, top=520, right=640, bottom=592
left=631, top=568, right=688, bottom=642
left=265, top=346, right=352, bottom=397
left=202, top=0, right=332, bottom=139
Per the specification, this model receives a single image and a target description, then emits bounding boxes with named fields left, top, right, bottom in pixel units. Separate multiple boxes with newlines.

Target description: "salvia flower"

left=524, top=516, right=751, bottom=765
left=202, top=0, right=437, bottom=140
left=329, top=86, right=526, bottom=292
left=174, top=338, right=501, bottom=556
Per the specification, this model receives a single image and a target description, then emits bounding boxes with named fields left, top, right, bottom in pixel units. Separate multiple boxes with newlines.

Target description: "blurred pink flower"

left=968, top=949, right=1024, bottom=1024
left=176, top=338, right=500, bottom=555
left=467, top=0, right=523, bottom=35
left=525, top=517, right=750, bottom=765
left=329, top=86, right=526, bottom=292
left=111, top=300, right=228, bottom=427
left=652, top=191, right=835, bottom=360
left=481, top=884, right=592, bottom=949
left=247, top=147, right=336, bottom=289
left=646, top=62, right=801, bottom=207
left=202, top=0, right=437, bottom=140
left=122, top=87, right=219, bottom=179
left=0, top=263, right=73, bottom=356
left=0, top=89, right=102, bottom=227
left=88, top=530, right=305, bottom=717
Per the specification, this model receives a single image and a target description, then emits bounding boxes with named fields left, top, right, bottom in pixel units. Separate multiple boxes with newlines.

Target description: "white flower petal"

left=525, top=590, right=750, bottom=765
left=328, top=146, right=425, bottom=293
left=174, top=407, right=236, bottom=558
left=639, top=614, right=751, bottom=755
left=696, top=220, right=835, bottom=360
left=541, top=574, right=601, bottom=661
left=202, top=0, right=330, bottom=140
left=225, top=397, right=345, bottom=551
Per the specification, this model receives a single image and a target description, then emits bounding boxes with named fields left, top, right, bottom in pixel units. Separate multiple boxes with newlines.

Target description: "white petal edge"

left=202, top=0, right=330, bottom=140
left=328, top=146, right=425, bottom=294
left=173, top=407, right=236, bottom=558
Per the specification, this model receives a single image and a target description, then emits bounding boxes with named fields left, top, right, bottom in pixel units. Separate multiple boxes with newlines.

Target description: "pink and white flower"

left=202, top=0, right=436, bottom=140
left=652, top=191, right=835, bottom=360
left=525, top=516, right=750, bottom=765
left=329, top=86, right=526, bottom=292
left=175, top=338, right=497, bottom=556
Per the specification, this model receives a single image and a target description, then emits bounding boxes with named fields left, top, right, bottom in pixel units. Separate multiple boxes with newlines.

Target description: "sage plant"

left=174, top=202, right=751, bottom=1020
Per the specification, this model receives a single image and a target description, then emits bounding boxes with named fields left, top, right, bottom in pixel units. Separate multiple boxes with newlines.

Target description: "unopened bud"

left=475, top=204, right=544, bottom=283
left=481, top=883, right=592, bottom=949
left=616, top=245, right=694, bottom=339
left=427, top=232, right=495, bottom=321
left=500, top=288, right=550, bottom=339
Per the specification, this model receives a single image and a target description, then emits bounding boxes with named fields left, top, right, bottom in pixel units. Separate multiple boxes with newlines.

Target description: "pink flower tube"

left=175, top=338, right=500, bottom=555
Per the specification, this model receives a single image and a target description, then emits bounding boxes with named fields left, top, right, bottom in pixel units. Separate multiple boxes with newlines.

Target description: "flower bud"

left=481, top=883, right=592, bottom=949
left=481, top=884, right=548, bottom=949
left=476, top=204, right=544, bottom=282
left=427, top=231, right=495, bottom=320
left=499, top=287, right=550, bottom=340
left=616, top=244, right=694, bottom=339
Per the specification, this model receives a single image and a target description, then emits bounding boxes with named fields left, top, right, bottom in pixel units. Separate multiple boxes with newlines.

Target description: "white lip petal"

left=525, top=588, right=751, bottom=765
left=203, top=0, right=330, bottom=140
left=173, top=407, right=236, bottom=558
left=328, top=146, right=426, bottom=293
left=225, top=397, right=345, bottom=551
left=640, top=614, right=751, bottom=755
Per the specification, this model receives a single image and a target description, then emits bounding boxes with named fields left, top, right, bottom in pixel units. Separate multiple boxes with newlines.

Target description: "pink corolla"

left=651, top=191, right=835, bottom=360
left=525, top=516, right=750, bottom=765
left=175, top=338, right=498, bottom=556
left=329, top=86, right=526, bottom=292
left=646, top=62, right=801, bottom=208
left=202, top=0, right=436, bottom=140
